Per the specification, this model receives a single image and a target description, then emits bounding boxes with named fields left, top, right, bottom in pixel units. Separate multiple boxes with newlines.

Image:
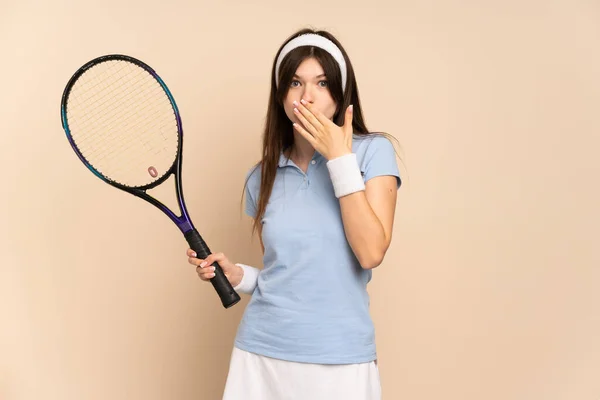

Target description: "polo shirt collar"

left=278, top=149, right=324, bottom=168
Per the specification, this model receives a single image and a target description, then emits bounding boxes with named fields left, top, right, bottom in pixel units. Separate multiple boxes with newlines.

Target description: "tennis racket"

left=60, top=54, right=241, bottom=309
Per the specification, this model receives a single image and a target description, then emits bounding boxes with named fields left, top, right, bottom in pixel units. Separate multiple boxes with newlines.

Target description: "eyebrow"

left=293, top=74, right=327, bottom=79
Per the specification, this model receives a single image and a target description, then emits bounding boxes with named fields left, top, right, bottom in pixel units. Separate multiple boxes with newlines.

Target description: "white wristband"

left=326, top=153, right=365, bottom=198
left=233, top=263, right=260, bottom=294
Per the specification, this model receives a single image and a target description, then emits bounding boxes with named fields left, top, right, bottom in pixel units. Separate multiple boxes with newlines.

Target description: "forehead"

left=294, top=57, right=324, bottom=77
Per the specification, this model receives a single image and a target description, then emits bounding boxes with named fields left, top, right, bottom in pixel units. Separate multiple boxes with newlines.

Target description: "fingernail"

left=211, top=266, right=216, bottom=272
left=349, top=104, right=353, bottom=112
left=293, top=100, right=298, bottom=106
left=200, top=261, right=207, bottom=268
left=294, top=108, right=300, bottom=113
left=192, top=252, right=197, bottom=257
left=300, top=99, right=307, bottom=104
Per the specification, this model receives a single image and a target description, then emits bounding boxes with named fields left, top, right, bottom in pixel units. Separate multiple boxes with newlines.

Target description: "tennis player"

left=187, top=27, right=401, bottom=400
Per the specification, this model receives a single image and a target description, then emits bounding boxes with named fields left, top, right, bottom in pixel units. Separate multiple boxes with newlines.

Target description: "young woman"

left=186, top=28, right=401, bottom=400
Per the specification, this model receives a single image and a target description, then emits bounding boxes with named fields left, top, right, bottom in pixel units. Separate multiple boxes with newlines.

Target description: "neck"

left=289, top=133, right=315, bottom=164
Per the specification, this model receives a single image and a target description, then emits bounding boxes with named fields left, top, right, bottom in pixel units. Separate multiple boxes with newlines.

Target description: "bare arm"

left=339, top=175, right=398, bottom=269
left=288, top=100, right=398, bottom=269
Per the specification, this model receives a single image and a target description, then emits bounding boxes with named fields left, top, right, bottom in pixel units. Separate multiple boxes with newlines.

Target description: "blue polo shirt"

left=234, top=134, right=401, bottom=364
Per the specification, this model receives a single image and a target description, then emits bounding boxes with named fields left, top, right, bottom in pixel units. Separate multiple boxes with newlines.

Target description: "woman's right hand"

left=186, top=249, right=243, bottom=287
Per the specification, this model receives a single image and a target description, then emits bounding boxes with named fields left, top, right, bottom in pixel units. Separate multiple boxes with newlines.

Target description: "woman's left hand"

left=292, top=99, right=353, bottom=161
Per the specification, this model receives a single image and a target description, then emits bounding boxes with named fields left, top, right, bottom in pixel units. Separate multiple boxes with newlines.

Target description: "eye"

left=318, top=80, right=329, bottom=88
left=290, top=80, right=301, bottom=87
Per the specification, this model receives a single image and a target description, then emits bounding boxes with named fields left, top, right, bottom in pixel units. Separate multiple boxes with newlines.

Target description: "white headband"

left=275, top=33, right=347, bottom=92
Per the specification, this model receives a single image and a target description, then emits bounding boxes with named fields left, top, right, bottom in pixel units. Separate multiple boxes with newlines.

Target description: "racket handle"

left=184, top=229, right=241, bottom=309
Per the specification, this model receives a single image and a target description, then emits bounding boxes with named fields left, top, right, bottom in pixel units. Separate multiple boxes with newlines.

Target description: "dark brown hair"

left=243, top=28, right=399, bottom=235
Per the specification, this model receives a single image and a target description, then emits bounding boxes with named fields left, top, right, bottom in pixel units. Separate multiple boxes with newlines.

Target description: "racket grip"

left=184, top=229, right=241, bottom=309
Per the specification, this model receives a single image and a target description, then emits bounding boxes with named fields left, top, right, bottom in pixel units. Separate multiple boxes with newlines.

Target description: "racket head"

left=60, top=54, right=183, bottom=192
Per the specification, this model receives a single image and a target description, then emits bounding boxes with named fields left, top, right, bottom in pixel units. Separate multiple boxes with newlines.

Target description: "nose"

left=301, top=85, right=315, bottom=103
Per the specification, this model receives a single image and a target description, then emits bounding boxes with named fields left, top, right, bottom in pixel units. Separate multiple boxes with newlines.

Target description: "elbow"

left=358, top=249, right=387, bottom=270
left=353, top=234, right=392, bottom=270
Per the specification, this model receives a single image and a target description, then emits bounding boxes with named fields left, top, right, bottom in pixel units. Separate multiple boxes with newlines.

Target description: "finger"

left=293, top=123, right=319, bottom=148
left=196, top=266, right=216, bottom=280
left=188, top=256, right=205, bottom=266
left=301, top=98, right=333, bottom=127
left=293, top=106, right=319, bottom=137
left=202, top=252, right=228, bottom=269
left=295, top=100, right=324, bottom=132
left=186, top=249, right=197, bottom=257
left=196, top=265, right=215, bottom=274
left=344, top=104, right=354, bottom=133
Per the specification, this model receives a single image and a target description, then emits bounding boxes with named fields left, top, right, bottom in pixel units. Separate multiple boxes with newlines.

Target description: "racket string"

left=72, top=69, right=157, bottom=130
left=73, top=89, right=173, bottom=165
left=70, top=67, right=161, bottom=146
left=66, top=59, right=179, bottom=188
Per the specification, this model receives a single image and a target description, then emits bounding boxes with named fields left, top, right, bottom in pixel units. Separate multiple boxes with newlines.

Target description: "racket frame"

left=60, top=54, right=240, bottom=308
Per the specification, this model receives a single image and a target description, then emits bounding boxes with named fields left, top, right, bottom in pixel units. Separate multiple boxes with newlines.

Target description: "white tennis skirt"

left=222, top=347, right=381, bottom=400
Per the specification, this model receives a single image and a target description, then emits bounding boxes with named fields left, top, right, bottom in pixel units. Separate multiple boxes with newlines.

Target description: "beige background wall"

left=1, top=0, right=599, bottom=399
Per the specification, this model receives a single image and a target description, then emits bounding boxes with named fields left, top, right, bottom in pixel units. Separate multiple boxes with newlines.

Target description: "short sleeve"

left=244, top=165, right=260, bottom=218
left=360, top=135, right=402, bottom=189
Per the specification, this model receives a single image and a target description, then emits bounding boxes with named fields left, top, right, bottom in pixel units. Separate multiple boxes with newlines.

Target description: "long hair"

left=243, top=28, right=399, bottom=235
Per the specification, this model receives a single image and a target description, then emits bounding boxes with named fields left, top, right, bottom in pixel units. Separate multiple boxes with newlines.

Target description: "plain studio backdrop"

left=1, top=0, right=599, bottom=399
